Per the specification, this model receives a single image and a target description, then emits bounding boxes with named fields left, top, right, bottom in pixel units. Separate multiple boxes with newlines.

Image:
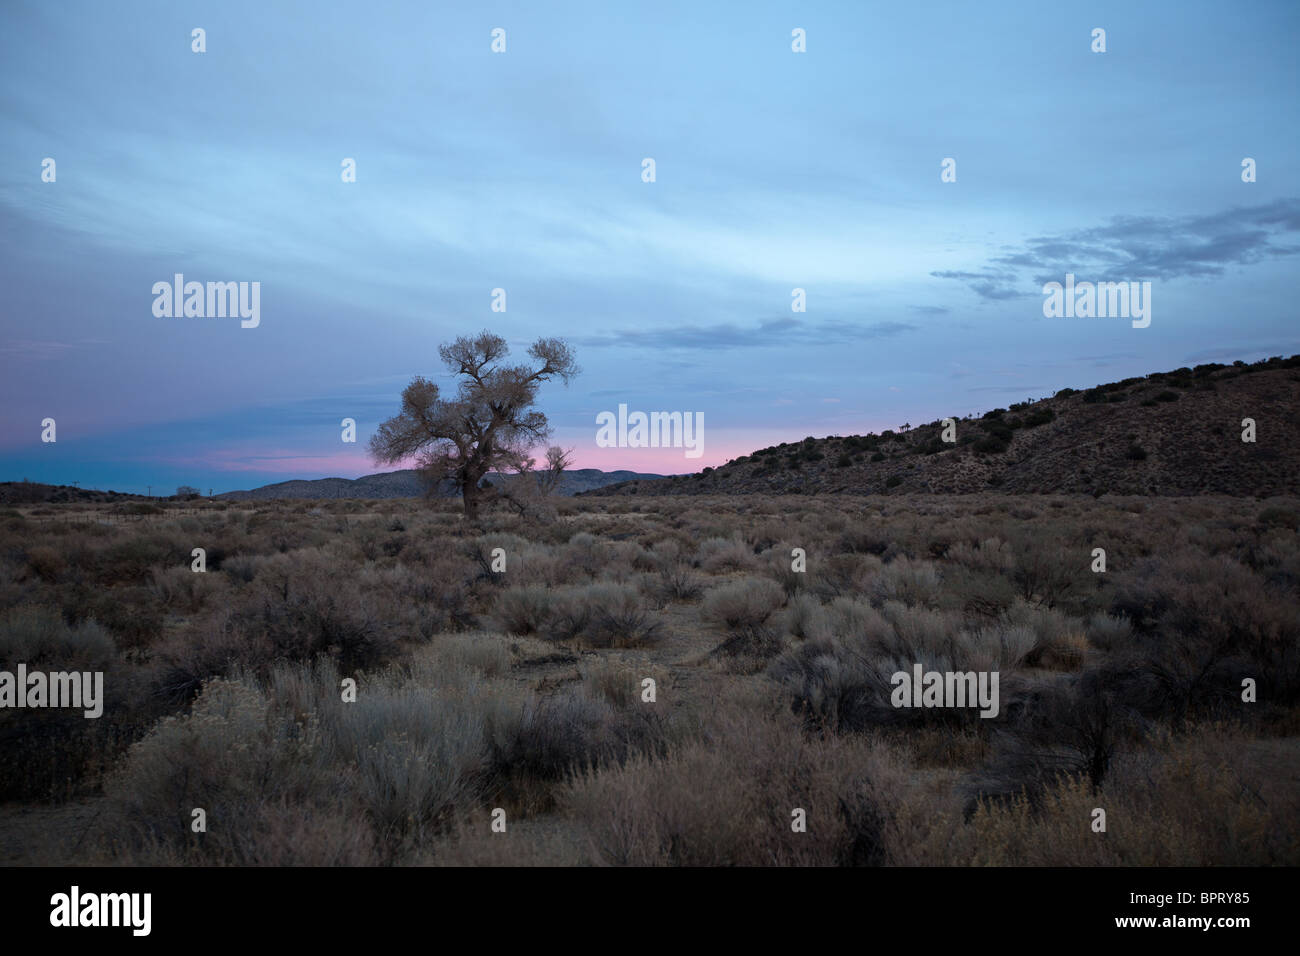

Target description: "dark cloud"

left=1011, top=199, right=1300, bottom=283
left=933, top=198, right=1300, bottom=301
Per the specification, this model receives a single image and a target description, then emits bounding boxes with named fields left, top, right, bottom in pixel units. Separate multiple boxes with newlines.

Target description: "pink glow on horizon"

left=563, top=442, right=762, bottom=475
left=143, top=434, right=795, bottom=483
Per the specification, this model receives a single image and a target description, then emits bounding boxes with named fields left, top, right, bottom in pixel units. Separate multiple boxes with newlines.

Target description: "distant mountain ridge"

left=582, top=355, right=1300, bottom=498
left=0, top=482, right=142, bottom=505
left=217, top=468, right=667, bottom=501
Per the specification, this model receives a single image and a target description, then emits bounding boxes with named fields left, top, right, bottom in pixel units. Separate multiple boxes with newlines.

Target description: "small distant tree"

left=496, top=445, right=575, bottom=520
left=369, top=331, right=578, bottom=520
left=176, top=485, right=200, bottom=498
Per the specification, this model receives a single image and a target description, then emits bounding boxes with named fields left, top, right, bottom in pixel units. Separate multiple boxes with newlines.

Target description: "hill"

left=582, top=355, right=1300, bottom=498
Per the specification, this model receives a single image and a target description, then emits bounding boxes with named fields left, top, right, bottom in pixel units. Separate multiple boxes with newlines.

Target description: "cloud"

left=150, top=448, right=374, bottom=475
left=933, top=198, right=1300, bottom=302
left=575, top=317, right=915, bottom=350
left=929, top=269, right=1024, bottom=301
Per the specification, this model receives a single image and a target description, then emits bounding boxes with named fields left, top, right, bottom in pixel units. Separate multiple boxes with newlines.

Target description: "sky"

left=1, top=0, right=1297, bottom=494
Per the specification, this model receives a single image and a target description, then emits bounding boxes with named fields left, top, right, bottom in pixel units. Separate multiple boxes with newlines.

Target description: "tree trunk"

left=462, top=480, right=483, bottom=520
left=461, top=458, right=494, bottom=520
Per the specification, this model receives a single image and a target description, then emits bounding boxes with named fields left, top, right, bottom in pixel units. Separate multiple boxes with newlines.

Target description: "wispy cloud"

left=929, top=270, right=1025, bottom=301
left=576, top=318, right=916, bottom=350
left=1184, top=344, right=1300, bottom=363
left=149, top=447, right=374, bottom=476
left=0, top=338, right=108, bottom=359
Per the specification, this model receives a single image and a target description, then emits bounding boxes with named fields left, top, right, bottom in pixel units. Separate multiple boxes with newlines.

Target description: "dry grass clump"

left=695, top=533, right=760, bottom=573
left=564, top=703, right=905, bottom=866
left=495, top=585, right=554, bottom=635
left=580, top=656, right=669, bottom=709
left=0, top=604, right=115, bottom=670
left=871, top=556, right=943, bottom=607
left=646, top=540, right=704, bottom=602
left=327, top=673, right=492, bottom=844
left=807, top=552, right=881, bottom=601
left=496, top=582, right=661, bottom=647
left=416, top=631, right=514, bottom=678
left=701, top=577, right=786, bottom=630
left=775, top=592, right=831, bottom=641
left=150, top=564, right=227, bottom=614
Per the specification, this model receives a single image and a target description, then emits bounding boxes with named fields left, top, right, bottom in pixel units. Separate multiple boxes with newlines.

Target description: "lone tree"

left=369, top=331, right=579, bottom=519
